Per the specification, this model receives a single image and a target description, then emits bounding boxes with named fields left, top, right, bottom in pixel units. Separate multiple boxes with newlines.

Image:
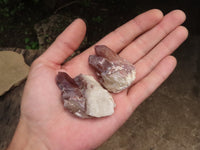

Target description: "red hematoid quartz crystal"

left=89, top=45, right=136, bottom=93
left=56, top=72, right=115, bottom=118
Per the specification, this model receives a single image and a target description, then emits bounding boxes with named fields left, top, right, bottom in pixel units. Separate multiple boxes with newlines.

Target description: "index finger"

left=40, top=19, right=86, bottom=65
left=83, top=9, right=163, bottom=56
left=62, top=9, right=163, bottom=74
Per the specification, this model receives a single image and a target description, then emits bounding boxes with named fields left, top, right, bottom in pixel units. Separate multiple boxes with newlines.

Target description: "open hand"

left=8, top=9, right=188, bottom=150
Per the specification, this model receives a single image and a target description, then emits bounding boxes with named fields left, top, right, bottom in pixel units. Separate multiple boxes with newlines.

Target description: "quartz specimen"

left=56, top=72, right=115, bottom=118
left=89, top=45, right=136, bottom=93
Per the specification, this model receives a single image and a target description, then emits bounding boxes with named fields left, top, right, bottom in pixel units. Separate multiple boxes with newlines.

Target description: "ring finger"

left=119, top=10, right=186, bottom=64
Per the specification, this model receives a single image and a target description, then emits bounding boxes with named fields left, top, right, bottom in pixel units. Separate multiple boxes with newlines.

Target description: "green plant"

left=0, top=25, right=4, bottom=32
left=25, top=37, right=39, bottom=49
left=0, top=0, right=9, bottom=5
left=25, top=37, right=30, bottom=44
left=0, top=1, right=24, bottom=17
left=92, top=16, right=103, bottom=23
left=0, top=7, right=9, bottom=17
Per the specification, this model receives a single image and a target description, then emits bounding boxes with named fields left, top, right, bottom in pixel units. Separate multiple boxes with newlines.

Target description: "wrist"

left=7, top=119, right=48, bottom=150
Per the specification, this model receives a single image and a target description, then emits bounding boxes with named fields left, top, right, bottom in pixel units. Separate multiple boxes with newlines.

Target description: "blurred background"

left=0, top=0, right=199, bottom=49
left=0, top=0, right=200, bottom=150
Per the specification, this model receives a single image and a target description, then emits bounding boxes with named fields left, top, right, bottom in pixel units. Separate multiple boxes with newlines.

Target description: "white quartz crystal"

left=79, top=75, right=115, bottom=117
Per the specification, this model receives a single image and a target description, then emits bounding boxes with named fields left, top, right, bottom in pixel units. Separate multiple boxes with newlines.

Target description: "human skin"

left=7, top=9, right=188, bottom=150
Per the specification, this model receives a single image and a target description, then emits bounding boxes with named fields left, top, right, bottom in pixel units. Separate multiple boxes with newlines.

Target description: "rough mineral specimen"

left=56, top=72, right=115, bottom=118
left=89, top=45, right=136, bottom=93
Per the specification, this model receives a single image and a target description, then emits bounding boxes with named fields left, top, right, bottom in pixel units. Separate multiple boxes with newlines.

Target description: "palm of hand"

left=19, top=9, right=187, bottom=150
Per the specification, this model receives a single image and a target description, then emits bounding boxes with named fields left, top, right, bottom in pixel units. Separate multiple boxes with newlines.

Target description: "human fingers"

left=133, top=26, right=188, bottom=83
left=79, top=9, right=163, bottom=58
left=39, top=18, right=86, bottom=65
left=127, top=56, right=177, bottom=111
left=119, top=10, right=186, bottom=63
left=96, top=9, right=163, bottom=52
left=62, top=9, right=163, bottom=70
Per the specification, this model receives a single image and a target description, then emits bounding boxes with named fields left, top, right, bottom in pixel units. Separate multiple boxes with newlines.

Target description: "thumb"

left=40, top=18, right=86, bottom=65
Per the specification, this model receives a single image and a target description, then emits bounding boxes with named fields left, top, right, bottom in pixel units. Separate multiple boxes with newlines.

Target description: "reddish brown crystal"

left=56, top=72, right=115, bottom=118
left=89, top=45, right=136, bottom=93
left=56, top=72, right=89, bottom=118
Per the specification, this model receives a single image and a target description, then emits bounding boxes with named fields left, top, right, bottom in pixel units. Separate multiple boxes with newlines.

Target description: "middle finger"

left=119, top=10, right=186, bottom=63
